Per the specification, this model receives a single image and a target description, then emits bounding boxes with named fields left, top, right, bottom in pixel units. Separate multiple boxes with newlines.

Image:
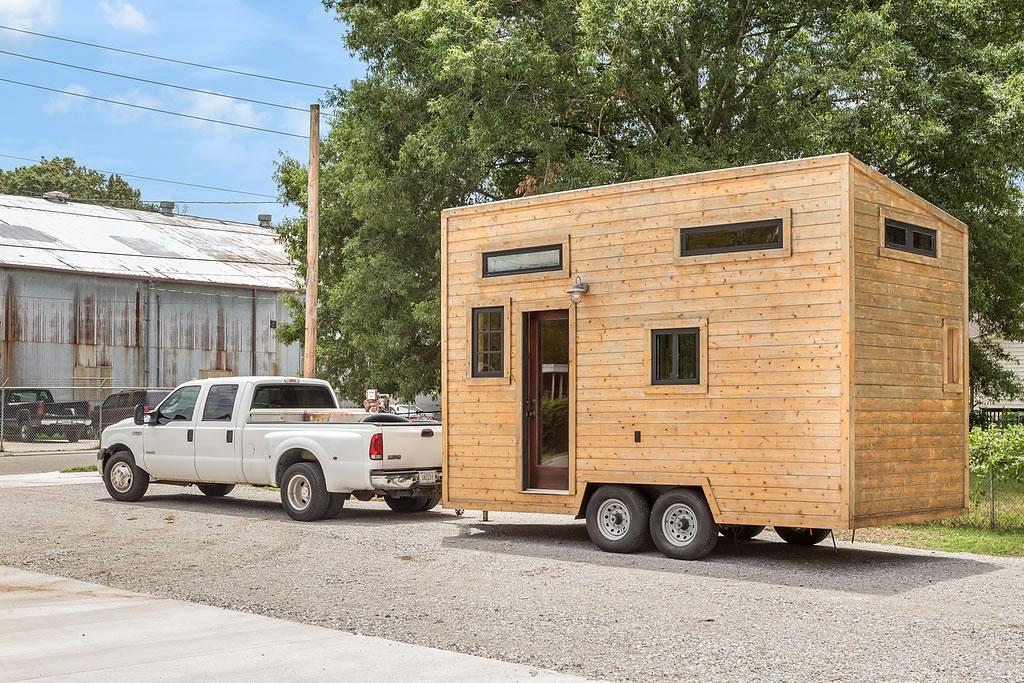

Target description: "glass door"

left=525, top=309, right=570, bottom=490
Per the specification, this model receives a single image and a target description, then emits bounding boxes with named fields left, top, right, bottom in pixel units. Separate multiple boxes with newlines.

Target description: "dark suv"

left=93, top=389, right=170, bottom=435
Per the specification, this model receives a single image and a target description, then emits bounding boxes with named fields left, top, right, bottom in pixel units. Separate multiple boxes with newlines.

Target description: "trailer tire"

left=384, top=494, right=430, bottom=513
left=280, top=462, right=330, bottom=521
left=18, top=420, right=35, bottom=442
left=197, top=483, right=234, bottom=497
left=324, top=493, right=347, bottom=518
left=103, top=450, right=149, bottom=502
left=719, top=524, right=765, bottom=540
left=649, top=488, right=718, bottom=560
left=774, top=526, right=831, bottom=546
left=585, top=485, right=650, bottom=554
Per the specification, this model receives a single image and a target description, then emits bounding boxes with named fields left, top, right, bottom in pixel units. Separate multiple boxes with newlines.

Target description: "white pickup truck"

left=97, top=377, right=443, bottom=521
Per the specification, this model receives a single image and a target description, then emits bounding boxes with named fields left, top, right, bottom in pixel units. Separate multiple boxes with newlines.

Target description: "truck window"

left=251, top=384, right=336, bottom=410
left=158, top=386, right=201, bottom=421
left=101, top=393, right=119, bottom=409
left=202, top=385, right=239, bottom=421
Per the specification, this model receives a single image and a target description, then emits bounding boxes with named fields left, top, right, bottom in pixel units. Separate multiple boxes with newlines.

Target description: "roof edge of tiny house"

left=442, top=152, right=967, bottom=234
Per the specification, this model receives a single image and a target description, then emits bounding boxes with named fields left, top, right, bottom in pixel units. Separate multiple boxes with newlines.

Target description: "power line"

left=0, top=24, right=333, bottom=90
left=0, top=78, right=308, bottom=139
left=0, top=153, right=279, bottom=198
left=0, top=49, right=309, bottom=113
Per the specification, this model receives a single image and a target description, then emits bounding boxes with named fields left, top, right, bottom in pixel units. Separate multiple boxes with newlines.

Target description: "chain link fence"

left=1, top=380, right=174, bottom=452
left=959, top=410, right=1024, bottom=532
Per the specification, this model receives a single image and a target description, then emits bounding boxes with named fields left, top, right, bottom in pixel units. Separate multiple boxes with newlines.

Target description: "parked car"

left=98, top=376, right=443, bottom=521
left=1, top=388, right=93, bottom=442
left=91, top=389, right=170, bottom=436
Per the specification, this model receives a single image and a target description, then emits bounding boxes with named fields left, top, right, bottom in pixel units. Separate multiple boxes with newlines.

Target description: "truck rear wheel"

left=103, top=451, right=149, bottom=502
left=419, top=491, right=441, bottom=512
left=649, top=488, right=718, bottom=560
left=385, top=494, right=431, bottom=513
left=197, top=483, right=234, bottom=497
left=719, top=524, right=765, bottom=540
left=280, top=462, right=330, bottom=521
left=325, top=493, right=347, bottom=518
left=775, top=526, right=831, bottom=546
left=585, top=485, right=650, bottom=554
left=65, top=426, right=83, bottom=443
left=18, top=420, right=35, bottom=442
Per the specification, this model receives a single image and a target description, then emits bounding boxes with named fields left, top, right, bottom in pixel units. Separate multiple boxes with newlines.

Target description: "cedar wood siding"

left=443, top=155, right=850, bottom=527
left=849, top=158, right=969, bottom=527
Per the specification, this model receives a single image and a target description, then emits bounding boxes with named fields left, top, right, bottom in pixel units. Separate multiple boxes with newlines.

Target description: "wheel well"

left=575, top=483, right=709, bottom=519
left=102, top=445, right=133, bottom=470
left=274, top=448, right=319, bottom=487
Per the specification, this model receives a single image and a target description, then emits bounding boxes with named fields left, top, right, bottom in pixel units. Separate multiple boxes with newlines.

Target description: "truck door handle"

left=226, top=430, right=233, bottom=443
left=421, top=428, right=433, bottom=437
left=187, top=429, right=194, bottom=443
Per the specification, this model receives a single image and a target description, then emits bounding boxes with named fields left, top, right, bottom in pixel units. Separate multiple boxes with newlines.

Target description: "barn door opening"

left=524, top=309, right=570, bottom=490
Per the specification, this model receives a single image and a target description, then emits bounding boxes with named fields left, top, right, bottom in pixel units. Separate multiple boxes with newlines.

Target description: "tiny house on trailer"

left=440, top=153, right=968, bottom=560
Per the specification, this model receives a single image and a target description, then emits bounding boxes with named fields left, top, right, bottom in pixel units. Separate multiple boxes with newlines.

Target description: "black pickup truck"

left=1, top=388, right=93, bottom=442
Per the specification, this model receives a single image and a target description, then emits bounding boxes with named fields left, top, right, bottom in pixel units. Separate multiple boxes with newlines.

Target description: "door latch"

left=187, top=429, right=194, bottom=443
left=226, top=430, right=233, bottom=443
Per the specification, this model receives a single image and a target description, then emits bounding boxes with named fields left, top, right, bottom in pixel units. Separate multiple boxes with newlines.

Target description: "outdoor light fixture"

left=567, top=275, right=589, bottom=304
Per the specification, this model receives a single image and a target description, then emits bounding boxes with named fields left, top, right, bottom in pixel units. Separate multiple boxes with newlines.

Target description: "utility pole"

left=304, top=103, right=320, bottom=378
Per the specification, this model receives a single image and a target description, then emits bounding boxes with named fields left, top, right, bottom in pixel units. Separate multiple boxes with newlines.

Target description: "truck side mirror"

left=134, top=404, right=147, bottom=426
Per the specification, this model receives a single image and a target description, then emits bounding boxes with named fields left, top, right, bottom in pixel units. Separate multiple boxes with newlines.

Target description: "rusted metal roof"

left=0, top=195, right=297, bottom=290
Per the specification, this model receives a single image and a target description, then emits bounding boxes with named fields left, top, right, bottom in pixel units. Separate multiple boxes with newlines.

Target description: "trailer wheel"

left=585, top=485, right=650, bottom=554
left=649, top=489, right=718, bottom=560
left=719, top=524, right=765, bottom=540
left=325, top=493, right=347, bottom=518
left=103, top=451, right=149, bottom=502
left=197, top=483, right=234, bottom=497
left=280, top=462, right=330, bottom=521
left=774, top=526, right=831, bottom=546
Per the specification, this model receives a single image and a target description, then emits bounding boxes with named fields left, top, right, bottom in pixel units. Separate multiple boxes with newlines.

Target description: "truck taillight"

left=369, top=433, right=383, bottom=460
left=37, top=401, right=44, bottom=416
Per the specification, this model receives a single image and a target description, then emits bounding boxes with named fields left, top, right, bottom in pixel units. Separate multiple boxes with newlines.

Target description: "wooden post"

left=304, top=104, right=320, bottom=378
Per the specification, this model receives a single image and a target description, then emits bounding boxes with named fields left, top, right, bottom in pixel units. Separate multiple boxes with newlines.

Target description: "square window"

left=652, top=328, right=700, bottom=385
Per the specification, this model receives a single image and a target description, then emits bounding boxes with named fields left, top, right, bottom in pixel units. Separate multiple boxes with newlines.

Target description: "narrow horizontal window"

left=472, top=306, right=504, bottom=377
left=884, top=218, right=936, bottom=257
left=652, top=328, right=700, bottom=385
left=680, top=219, right=783, bottom=256
left=483, top=244, right=562, bottom=277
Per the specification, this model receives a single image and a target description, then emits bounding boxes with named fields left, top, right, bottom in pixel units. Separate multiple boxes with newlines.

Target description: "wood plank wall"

left=850, top=160, right=969, bottom=526
left=444, top=155, right=850, bottom=526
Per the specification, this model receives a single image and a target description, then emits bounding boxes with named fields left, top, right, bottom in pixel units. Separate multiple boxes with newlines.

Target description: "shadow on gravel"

left=441, top=522, right=1000, bottom=596
left=96, top=491, right=448, bottom=526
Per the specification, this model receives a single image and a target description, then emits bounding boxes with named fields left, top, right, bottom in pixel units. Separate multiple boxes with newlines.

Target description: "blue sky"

left=0, top=0, right=363, bottom=223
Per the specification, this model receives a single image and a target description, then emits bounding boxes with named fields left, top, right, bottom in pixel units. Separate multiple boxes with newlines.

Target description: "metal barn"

left=0, top=194, right=300, bottom=399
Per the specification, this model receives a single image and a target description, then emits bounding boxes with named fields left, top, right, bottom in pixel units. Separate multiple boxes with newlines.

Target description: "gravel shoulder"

left=1, top=481, right=1021, bottom=682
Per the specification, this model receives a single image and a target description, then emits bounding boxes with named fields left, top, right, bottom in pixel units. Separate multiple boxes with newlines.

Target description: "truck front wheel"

left=18, top=420, right=35, bottom=442
left=103, top=451, right=150, bottom=502
left=649, top=488, right=718, bottom=560
left=585, top=485, right=650, bottom=554
left=280, top=462, right=330, bottom=521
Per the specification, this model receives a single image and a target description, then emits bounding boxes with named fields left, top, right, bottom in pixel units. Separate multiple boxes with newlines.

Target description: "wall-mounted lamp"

left=567, top=275, right=589, bottom=304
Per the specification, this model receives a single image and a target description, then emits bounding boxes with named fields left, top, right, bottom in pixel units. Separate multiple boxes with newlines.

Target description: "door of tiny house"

left=524, top=309, right=570, bottom=490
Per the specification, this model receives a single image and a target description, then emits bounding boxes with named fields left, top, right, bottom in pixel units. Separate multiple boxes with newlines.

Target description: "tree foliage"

left=0, top=157, right=150, bottom=210
left=275, top=0, right=1024, bottom=401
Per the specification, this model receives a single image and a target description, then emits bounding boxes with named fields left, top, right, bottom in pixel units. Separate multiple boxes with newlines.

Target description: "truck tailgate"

left=379, top=423, right=442, bottom=470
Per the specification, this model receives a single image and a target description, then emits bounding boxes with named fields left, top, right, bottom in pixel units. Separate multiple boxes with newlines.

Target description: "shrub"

left=969, top=425, right=1024, bottom=482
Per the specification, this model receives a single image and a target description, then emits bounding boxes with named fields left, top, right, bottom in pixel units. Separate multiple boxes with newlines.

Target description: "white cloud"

left=0, top=0, right=60, bottom=31
left=98, top=0, right=152, bottom=32
left=43, top=83, right=89, bottom=113
left=99, top=89, right=163, bottom=122
left=179, top=92, right=268, bottom=138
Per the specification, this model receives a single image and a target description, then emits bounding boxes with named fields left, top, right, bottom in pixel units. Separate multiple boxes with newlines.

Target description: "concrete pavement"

left=0, top=451, right=97, bottom=476
left=0, top=567, right=596, bottom=682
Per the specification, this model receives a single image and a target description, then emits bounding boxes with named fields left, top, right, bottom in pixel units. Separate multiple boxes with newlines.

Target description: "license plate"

left=417, top=471, right=437, bottom=484
left=57, top=419, right=77, bottom=425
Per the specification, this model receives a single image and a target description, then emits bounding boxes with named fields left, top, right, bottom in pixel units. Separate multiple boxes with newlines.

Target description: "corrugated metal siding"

left=0, top=268, right=300, bottom=399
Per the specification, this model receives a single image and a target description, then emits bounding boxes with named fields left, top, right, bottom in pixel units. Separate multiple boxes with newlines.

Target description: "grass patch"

left=835, top=526, right=1024, bottom=557
left=60, top=464, right=97, bottom=473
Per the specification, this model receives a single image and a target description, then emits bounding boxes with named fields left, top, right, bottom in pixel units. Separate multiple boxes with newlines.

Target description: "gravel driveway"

left=1, top=480, right=1021, bottom=682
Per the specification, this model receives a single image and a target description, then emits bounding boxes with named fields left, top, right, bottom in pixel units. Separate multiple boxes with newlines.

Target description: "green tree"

left=276, top=0, right=1024, bottom=402
left=0, top=157, right=150, bottom=210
